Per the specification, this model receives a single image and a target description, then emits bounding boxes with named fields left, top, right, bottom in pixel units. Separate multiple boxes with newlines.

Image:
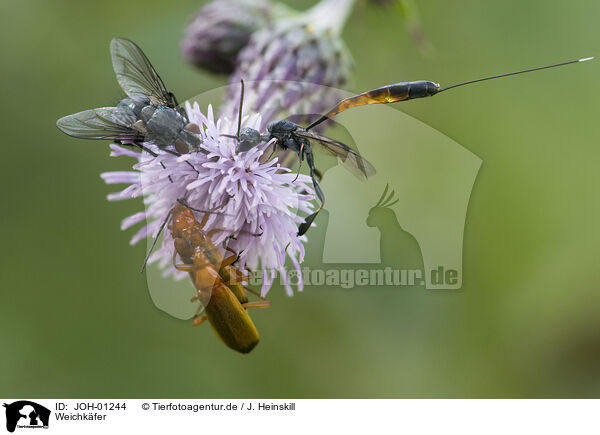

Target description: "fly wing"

left=293, top=130, right=376, bottom=180
left=110, top=38, right=177, bottom=108
left=56, top=107, right=143, bottom=141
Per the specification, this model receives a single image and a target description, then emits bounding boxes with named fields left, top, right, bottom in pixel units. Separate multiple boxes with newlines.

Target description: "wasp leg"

left=265, top=143, right=277, bottom=161
left=292, top=144, right=304, bottom=182
left=297, top=147, right=325, bottom=236
left=313, top=167, right=323, bottom=181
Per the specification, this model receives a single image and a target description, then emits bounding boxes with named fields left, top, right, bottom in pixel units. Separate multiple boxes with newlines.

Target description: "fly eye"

left=185, top=123, right=201, bottom=134
left=175, top=139, right=190, bottom=154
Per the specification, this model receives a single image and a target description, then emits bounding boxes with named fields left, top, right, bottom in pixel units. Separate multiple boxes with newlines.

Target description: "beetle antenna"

left=141, top=210, right=172, bottom=273
left=176, top=198, right=233, bottom=216
left=438, top=57, right=594, bottom=93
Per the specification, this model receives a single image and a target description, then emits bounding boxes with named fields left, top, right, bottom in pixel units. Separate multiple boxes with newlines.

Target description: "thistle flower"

left=220, top=0, right=355, bottom=131
left=101, top=103, right=314, bottom=296
left=181, top=0, right=293, bottom=74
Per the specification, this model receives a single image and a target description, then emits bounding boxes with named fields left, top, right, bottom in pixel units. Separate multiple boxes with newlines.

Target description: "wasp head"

left=235, top=127, right=271, bottom=152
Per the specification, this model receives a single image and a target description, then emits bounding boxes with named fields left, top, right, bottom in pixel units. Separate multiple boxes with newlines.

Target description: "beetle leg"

left=220, top=255, right=238, bottom=268
left=222, top=272, right=253, bottom=285
left=198, top=196, right=232, bottom=228
left=173, top=256, right=211, bottom=272
left=174, top=263, right=196, bottom=272
left=242, top=300, right=271, bottom=309
left=243, top=286, right=269, bottom=301
left=192, top=314, right=208, bottom=326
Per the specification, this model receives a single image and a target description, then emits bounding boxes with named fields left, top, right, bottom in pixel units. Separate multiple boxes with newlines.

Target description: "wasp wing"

left=110, top=38, right=177, bottom=108
left=56, top=107, right=143, bottom=141
left=293, top=130, right=376, bottom=180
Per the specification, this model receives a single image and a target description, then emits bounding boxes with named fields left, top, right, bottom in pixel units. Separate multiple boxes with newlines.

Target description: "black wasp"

left=227, top=56, right=593, bottom=235
left=223, top=81, right=377, bottom=236
left=57, top=38, right=203, bottom=156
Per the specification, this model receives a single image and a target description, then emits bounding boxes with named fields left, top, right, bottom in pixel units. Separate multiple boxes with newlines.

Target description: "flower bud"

left=182, top=0, right=276, bottom=74
left=220, top=0, right=355, bottom=131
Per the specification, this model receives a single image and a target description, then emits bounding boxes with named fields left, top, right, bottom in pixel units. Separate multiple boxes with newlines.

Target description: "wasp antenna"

left=237, top=80, right=245, bottom=138
left=438, top=56, right=595, bottom=93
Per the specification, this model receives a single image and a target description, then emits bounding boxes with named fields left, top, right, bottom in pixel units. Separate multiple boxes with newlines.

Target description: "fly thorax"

left=140, top=105, right=156, bottom=123
left=118, top=97, right=151, bottom=118
left=146, top=107, right=185, bottom=147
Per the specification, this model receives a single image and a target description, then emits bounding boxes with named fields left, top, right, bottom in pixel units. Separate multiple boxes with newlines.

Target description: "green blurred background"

left=1, top=0, right=599, bottom=397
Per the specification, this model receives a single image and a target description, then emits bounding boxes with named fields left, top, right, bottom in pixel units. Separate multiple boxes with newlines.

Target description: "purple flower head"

left=220, top=0, right=355, bottom=132
left=181, top=0, right=293, bottom=74
left=101, top=103, right=314, bottom=296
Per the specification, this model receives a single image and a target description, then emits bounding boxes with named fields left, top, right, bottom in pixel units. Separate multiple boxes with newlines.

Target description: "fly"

left=56, top=38, right=204, bottom=156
